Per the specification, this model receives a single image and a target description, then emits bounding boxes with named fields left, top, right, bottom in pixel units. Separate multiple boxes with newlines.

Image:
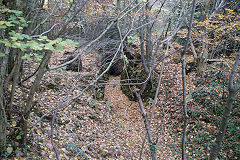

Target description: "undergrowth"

left=188, top=61, right=240, bottom=159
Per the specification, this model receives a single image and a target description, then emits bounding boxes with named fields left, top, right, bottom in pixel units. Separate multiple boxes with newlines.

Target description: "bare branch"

left=139, top=42, right=169, bottom=160
left=135, top=89, right=156, bottom=160
left=181, top=0, right=197, bottom=159
left=31, top=24, right=60, bottom=38
left=209, top=0, right=225, bottom=20
left=49, top=20, right=116, bottom=70
left=49, top=0, right=140, bottom=70
left=31, top=2, right=58, bottom=35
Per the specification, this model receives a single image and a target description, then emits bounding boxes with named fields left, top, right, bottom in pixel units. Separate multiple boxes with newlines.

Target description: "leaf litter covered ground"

left=15, top=43, right=229, bottom=159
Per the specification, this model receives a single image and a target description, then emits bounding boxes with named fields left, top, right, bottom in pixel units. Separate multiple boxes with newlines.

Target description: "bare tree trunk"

left=196, top=0, right=217, bottom=72
left=209, top=51, right=240, bottom=160
left=139, top=27, right=149, bottom=74
left=21, top=51, right=52, bottom=143
left=135, top=89, right=156, bottom=160
left=145, top=1, right=153, bottom=70
left=181, top=0, right=196, bottom=159
left=0, top=75, right=7, bottom=153
left=0, top=46, right=9, bottom=153
left=136, top=0, right=149, bottom=74
left=117, top=0, right=121, bottom=12
left=197, top=34, right=208, bottom=73
left=9, top=51, right=23, bottom=109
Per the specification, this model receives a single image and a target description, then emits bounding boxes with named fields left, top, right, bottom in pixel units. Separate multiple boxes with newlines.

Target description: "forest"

left=0, top=0, right=239, bottom=159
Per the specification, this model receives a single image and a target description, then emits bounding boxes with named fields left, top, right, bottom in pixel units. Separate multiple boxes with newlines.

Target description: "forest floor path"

left=24, top=44, right=193, bottom=159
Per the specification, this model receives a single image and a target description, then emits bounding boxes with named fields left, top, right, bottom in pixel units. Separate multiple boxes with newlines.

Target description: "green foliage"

left=0, top=8, right=79, bottom=158
left=0, top=51, right=5, bottom=57
left=16, top=130, right=24, bottom=140
left=95, top=86, right=105, bottom=100
left=127, top=34, right=138, bottom=43
left=0, top=8, right=78, bottom=59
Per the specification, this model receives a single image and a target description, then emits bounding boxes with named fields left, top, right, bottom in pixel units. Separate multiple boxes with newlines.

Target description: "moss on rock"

left=120, top=53, right=157, bottom=102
